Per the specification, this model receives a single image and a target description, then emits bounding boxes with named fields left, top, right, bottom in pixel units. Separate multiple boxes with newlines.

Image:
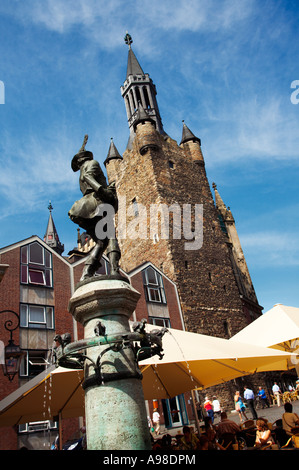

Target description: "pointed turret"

left=104, top=138, right=123, bottom=184
left=180, top=121, right=204, bottom=165
left=133, top=101, right=156, bottom=131
left=104, top=138, right=123, bottom=166
left=121, top=32, right=166, bottom=148
left=212, top=183, right=235, bottom=224
left=44, top=201, right=64, bottom=255
left=180, top=121, right=201, bottom=145
left=212, top=184, right=260, bottom=305
left=125, top=32, right=144, bottom=77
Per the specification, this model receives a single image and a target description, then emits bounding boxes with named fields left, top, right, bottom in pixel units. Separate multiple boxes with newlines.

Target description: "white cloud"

left=0, top=131, right=78, bottom=218
left=135, top=0, right=254, bottom=32
left=0, top=0, right=255, bottom=49
left=202, top=94, right=299, bottom=165
left=240, top=231, right=299, bottom=267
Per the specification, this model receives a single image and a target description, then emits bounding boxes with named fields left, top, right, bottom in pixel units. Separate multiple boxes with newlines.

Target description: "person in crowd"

left=204, top=396, right=214, bottom=423
left=212, top=396, right=221, bottom=422
left=179, top=426, right=200, bottom=450
left=198, top=435, right=209, bottom=450
left=244, top=386, right=258, bottom=419
left=203, top=416, right=218, bottom=449
left=152, top=408, right=160, bottom=436
left=234, top=390, right=248, bottom=423
left=282, top=402, right=299, bottom=436
left=257, top=386, right=270, bottom=408
left=254, top=419, right=274, bottom=448
left=272, top=382, right=281, bottom=407
left=216, top=412, right=241, bottom=439
left=160, top=434, right=173, bottom=450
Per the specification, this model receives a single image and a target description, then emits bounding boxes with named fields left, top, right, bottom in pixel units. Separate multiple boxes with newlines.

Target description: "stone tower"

left=105, top=35, right=262, bottom=338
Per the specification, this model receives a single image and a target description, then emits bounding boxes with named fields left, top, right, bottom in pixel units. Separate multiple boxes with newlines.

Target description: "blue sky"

left=0, top=0, right=298, bottom=313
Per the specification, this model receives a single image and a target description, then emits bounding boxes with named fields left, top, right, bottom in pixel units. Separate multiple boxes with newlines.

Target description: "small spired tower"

left=180, top=120, right=205, bottom=165
left=104, top=137, right=123, bottom=183
left=121, top=32, right=167, bottom=149
left=44, top=201, right=64, bottom=255
left=212, top=183, right=262, bottom=314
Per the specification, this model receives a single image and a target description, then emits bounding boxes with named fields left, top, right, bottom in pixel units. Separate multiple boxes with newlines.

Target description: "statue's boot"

left=106, top=238, right=121, bottom=276
left=80, top=242, right=104, bottom=281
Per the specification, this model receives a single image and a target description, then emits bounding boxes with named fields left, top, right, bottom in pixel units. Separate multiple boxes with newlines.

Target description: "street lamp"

left=0, top=310, right=25, bottom=382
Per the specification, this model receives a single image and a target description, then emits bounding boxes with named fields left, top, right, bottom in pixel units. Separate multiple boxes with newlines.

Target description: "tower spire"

left=104, top=137, right=123, bottom=166
left=212, top=184, right=259, bottom=303
left=180, top=120, right=201, bottom=145
left=121, top=32, right=166, bottom=148
left=44, top=201, right=64, bottom=255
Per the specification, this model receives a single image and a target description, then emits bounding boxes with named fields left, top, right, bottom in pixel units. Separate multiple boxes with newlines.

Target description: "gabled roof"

left=0, top=235, right=71, bottom=267
left=127, top=260, right=177, bottom=287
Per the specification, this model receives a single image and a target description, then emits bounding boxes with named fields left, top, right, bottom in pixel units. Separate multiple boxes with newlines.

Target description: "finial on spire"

left=48, top=200, right=53, bottom=212
left=124, top=31, right=133, bottom=49
left=212, top=182, right=217, bottom=190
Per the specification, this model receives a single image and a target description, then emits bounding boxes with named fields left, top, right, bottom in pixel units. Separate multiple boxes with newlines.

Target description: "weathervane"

left=124, top=31, right=133, bottom=49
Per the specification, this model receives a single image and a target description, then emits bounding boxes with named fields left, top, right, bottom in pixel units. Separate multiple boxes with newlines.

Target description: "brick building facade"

left=0, top=221, right=190, bottom=449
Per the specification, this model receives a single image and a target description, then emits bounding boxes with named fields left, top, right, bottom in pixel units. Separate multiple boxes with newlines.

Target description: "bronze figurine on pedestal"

left=69, top=135, right=121, bottom=281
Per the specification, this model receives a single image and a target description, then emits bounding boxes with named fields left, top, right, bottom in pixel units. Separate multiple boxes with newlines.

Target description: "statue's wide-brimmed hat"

left=71, top=150, right=93, bottom=172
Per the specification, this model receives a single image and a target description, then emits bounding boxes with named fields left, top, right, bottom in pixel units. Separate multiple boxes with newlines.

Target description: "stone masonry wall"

left=107, top=124, right=249, bottom=339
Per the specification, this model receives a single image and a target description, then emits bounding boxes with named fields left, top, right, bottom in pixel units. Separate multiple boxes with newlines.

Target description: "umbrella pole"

left=191, top=389, right=201, bottom=436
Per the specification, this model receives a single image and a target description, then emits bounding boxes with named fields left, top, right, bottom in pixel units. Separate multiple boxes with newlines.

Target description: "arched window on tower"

left=126, top=95, right=132, bottom=116
left=143, top=86, right=151, bottom=109
left=130, top=89, right=136, bottom=111
left=135, top=87, right=141, bottom=107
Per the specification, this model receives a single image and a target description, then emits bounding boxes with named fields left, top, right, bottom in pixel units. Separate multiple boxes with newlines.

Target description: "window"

left=20, top=350, right=50, bottom=378
left=223, top=320, right=231, bottom=338
left=132, top=198, right=139, bottom=217
left=148, top=317, right=171, bottom=328
left=20, top=304, right=54, bottom=329
left=20, top=242, right=52, bottom=287
left=142, top=266, right=166, bottom=304
left=19, top=421, right=57, bottom=433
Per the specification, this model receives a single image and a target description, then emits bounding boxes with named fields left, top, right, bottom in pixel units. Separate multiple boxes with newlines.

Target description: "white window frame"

left=20, top=242, right=53, bottom=287
left=148, top=317, right=171, bottom=328
left=20, top=304, right=54, bottom=329
left=143, top=266, right=167, bottom=304
left=19, top=420, right=58, bottom=433
left=20, top=350, right=50, bottom=378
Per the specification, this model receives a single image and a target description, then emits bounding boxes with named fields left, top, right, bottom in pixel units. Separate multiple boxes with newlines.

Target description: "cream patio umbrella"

left=0, top=323, right=295, bottom=429
left=0, top=365, right=84, bottom=428
left=231, top=304, right=299, bottom=376
left=138, top=324, right=296, bottom=399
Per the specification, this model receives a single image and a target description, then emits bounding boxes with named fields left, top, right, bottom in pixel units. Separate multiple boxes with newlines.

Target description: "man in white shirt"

left=272, top=382, right=281, bottom=407
left=244, top=386, right=258, bottom=419
left=212, top=396, right=221, bottom=421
